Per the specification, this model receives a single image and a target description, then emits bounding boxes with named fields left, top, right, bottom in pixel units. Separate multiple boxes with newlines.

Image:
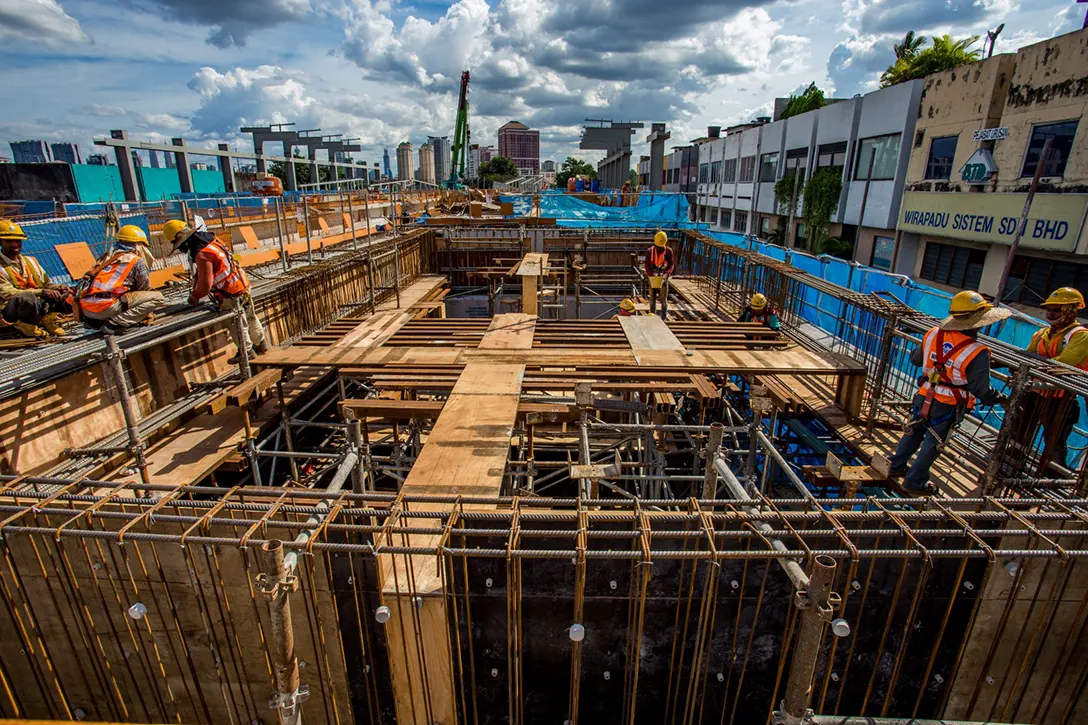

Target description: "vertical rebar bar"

left=346, top=192, right=358, bottom=251
left=302, top=196, right=313, bottom=266
left=275, top=198, right=289, bottom=273
left=278, top=381, right=300, bottom=482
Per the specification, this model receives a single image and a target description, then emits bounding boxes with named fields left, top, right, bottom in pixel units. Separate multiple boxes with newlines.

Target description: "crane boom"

left=446, top=70, right=470, bottom=188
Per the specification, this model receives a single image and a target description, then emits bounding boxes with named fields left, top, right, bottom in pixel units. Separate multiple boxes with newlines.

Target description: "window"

left=816, top=141, right=848, bottom=174
left=795, top=223, right=808, bottom=249
left=855, top=134, right=901, bottom=180
left=760, top=216, right=771, bottom=236
left=700, top=205, right=708, bottom=222
left=739, top=156, right=756, bottom=183
left=759, top=152, right=779, bottom=182
left=925, top=136, right=958, bottom=180
left=720, top=209, right=732, bottom=229
left=1000, top=254, right=1088, bottom=306
left=710, top=209, right=719, bottom=226
left=919, top=242, right=986, bottom=290
left=723, top=158, right=737, bottom=183
left=734, top=211, right=748, bottom=232
left=1021, top=120, right=1079, bottom=178
left=710, top=161, right=721, bottom=184
left=699, top=163, right=710, bottom=184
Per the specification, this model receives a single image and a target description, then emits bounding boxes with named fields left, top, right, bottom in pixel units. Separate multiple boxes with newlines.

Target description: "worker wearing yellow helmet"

left=888, top=290, right=1010, bottom=494
left=0, top=219, right=71, bottom=338
left=70, top=225, right=165, bottom=331
left=163, top=218, right=268, bottom=361
left=738, top=293, right=781, bottom=330
left=644, top=231, right=674, bottom=319
left=1018, top=286, right=1088, bottom=468
left=614, top=298, right=636, bottom=318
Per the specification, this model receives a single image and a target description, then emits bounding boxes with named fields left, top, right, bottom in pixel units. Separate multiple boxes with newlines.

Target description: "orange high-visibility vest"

left=649, top=247, right=668, bottom=270
left=917, top=327, right=988, bottom=408
left=1033, top=325, right=1088, bottom=371
left=203, top=239, right=249, bottom=298
left=78, top=251, right=141, bottom=313
left=0, top=256, right=47, bottom=290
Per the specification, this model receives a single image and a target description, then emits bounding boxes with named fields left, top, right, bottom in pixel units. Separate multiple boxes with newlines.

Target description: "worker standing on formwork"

left=1021, top=287, right=1088, bottom=468
left=163, top=219, right=269, bottom=361
left=0, top=219, right=70, bottom=338
left=888, top=291, right=1009, bottom=494
left=71, top=225, right=165, bottom=331
left=738, top=293, right=781, bottom=330
left=644, top=231, right=674, bottom=319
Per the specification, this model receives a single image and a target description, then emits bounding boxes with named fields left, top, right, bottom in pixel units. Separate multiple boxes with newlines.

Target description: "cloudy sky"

left=0, top=0, right=1082, bottom=175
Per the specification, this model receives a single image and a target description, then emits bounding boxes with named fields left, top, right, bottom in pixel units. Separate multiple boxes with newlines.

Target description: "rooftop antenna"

left=986, top=23, right=1005, bottom=58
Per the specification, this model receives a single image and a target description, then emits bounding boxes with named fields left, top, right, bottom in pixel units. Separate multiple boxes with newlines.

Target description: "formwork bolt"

left=609, top=580, right=617, bottom=590
left=413, top=595, right=424, bottom=609
left=986, top=675, right=995, bottom=684
left=491, top=668, right=499, bottom=678
left=851, top=580, right=861, bottom=590
left=933, top=674, right=944, bottom=685
left=486, top=577, right=493, bottom=588
left=831, top=673, right=840, bottom=682
left=603, top=671, right=611, bottom=681
left=375, top=605, right=391, bottom=623
left=964, top=581, right=975, bottom=591
left=717, top=672, right=725, bottom=683
left=831, top=619, right=851, bottom=638
left=569, top=624, right=585, bottom=642
left=1005, top=561, right=1019, bottom=576
left=128, top=603, right=147, bottom=620
left=730, top=580, right=739, bottom=589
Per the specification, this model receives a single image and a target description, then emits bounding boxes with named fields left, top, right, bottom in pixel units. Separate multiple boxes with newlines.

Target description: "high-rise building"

left=418, top=143, right=436, bottom=185
left=542, top=160, right=556, bottom=173
left=86, top=154, right=109, bottom=166
left=164, top=151, right=176, bottom=169
left=467, top=144, right=480, bottom=180
left=383, top=149, right=392, bottom=178
left=428, top=136, right=451, bottom=183
left=396, top=142, right=413, bottom=181
left=10, top=140, right=50, bottom=163
left=131, top=150, right=144, bottom=168
left=149, top=150, right=160, bottom=169
left=497, top=121, right=540, bottom=175
left=479, top=145, right=495, bottom=165
left=50, top=142, right=81, bottom=165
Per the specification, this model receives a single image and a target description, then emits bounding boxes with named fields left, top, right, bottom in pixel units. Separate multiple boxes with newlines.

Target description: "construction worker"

left=72, top=225, right=165, bottom=331
left=0, top=219, right=70, bottom=338
left=615, top=298, right=636, bottom=318
left=1020, top=287, right=1088, bottom=467
left=888, top=291, right=1009, bottom=494
left=644, top=231, right=674, bottom=319
left=738, top=293, right=781, bottom=330
left=163, top=219, right=268, bottom=360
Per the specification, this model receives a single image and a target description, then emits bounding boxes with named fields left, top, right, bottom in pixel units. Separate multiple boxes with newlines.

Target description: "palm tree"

left=893, top=30, right=924, bottom=60
left=880, top=33, right=981, bottom=87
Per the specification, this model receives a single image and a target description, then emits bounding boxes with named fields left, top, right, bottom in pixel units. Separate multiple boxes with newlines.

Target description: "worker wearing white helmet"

left=71, top=224, right=165, bottom=331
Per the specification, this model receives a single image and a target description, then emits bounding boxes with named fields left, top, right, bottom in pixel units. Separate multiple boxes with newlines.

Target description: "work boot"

left=228, top=348, right=254, bottom=365
left=138, top=312, right=156, bottom=327
left=253, top=341, right=270, bottom=355
left=12, top=321, right=49, bottom=338
left=39, top=314, right=67, bottom=337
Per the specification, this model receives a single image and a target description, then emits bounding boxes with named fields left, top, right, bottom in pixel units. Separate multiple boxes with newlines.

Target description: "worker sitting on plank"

left=888, top=290, right=1009, bottom=494
left=738, top=293, right=781, bottom=330
left=163, top=219, right=269, bottom=362
left=71, top=225, right=165, bottom=331
left=614, top=298, right=636, bottom=318
left=0, top=219, right=71, bottom=338
left=1019, top=286, right=1088, bottom=468
left=644, top=231, right=674, bottom=319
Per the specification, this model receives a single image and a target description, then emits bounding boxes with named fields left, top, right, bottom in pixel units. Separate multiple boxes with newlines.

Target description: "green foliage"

left=774, top=172, right=804, bottom=215
left=780, top=82, right=826, bottom=120
left=801, top=168, right=843, bottom=253
left=627, top=169, right=639, bottom=187
left=556, top=157, right=597, bottom=189
left=880, top=33, right=981, bottom=87
left=478, top=155, right=519, bottom=182
left=268, top=151, right=334, bottom=186
left=765, top=225, right=787, bottom=246
left=822, top=236, right=855, bottom=259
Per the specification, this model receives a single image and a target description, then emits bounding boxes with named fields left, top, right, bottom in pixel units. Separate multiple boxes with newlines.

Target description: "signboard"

left=972, top=127, right=1009, bottom=141
left=897, top=191, right=1088, bottom=252
left=960, top=148, right=998, bottom=184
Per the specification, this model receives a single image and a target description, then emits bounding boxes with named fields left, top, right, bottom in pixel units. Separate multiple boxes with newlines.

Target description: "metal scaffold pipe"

left=776, top=555, right=838, bottom=725
left=104, top=334, right=150, bottom=486
left=283, top=448, right=360, bottom=574
left=258, top=539, right=307, bottom=724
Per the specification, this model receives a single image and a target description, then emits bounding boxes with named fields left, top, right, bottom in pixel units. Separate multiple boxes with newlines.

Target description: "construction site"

left=0, top=182, right=1086, bottom=725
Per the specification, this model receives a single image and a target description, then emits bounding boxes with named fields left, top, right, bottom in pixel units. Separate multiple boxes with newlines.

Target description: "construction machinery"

left=444, top=70, right=470, bottom=189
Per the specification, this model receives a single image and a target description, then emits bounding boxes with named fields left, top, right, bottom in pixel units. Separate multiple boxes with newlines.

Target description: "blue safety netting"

left=16, top=214, right=152, bottom=285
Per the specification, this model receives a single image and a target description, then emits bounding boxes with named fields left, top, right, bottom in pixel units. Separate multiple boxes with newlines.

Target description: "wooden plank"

left=478, top=313, right=537, bottom=350
left=334, top=310, right=415, bottom=349
left=225, top=368, right=282, bottom=407
left=339, top=398, right=575, bottom=422
left=55, top=242, right=97, bottom=279
left=619, top=315, right=685, bottom=351
left=515, top=252, right=549, bottom=277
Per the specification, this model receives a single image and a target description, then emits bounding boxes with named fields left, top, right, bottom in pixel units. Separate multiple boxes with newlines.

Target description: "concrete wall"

left=136, top=166, right=183, bottom=201
left=0, top=163, right=78, bottom=202
left=71, top=164, right=125, bottom=202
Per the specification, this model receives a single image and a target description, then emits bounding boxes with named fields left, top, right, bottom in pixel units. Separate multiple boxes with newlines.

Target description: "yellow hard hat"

left=619, top=298, right=636, bottom=311
left=116, top=224, right=149, bottom=245
left=162, top=219, right=190, bottom=245
left=0, top=220, right=27, bottom=240
left=1042, top=287, right=1085, bottom=309
left=750, top=293, right=768, bottom=310
left=654, top=231, right=667, bottom=247
left=948, top=290, right=991, bottom=317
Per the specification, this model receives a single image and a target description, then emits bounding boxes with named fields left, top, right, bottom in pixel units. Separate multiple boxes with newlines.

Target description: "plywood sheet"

left=478, top=313, right=537, bottom=349
left=335, top=310, right=415, bottom=349
left=55, top=242, right=97, bottom=279
left=619, top=315, right=685, bottom=351
left=238, top=225, right=261, bottom=250
left=516, top=252, right=549, bottom=276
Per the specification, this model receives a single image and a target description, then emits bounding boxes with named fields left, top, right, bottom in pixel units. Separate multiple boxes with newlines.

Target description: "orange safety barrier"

left=239, top=249, right=281, bottom=268
left=239, top=226, right=262, bottom=250
left=317, top=217, right=330, bottom=234
left=150, top=265, right=186, bottom=288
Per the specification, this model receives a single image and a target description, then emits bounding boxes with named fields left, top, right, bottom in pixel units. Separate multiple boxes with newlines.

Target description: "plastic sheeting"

left=536, top=191, right=692, bottom=228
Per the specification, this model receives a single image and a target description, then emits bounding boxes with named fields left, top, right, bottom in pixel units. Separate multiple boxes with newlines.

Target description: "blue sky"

left=0, top=0, right=1082, bottom=172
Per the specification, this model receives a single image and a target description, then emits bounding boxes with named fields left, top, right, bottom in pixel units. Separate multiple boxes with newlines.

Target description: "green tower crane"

left=445, top=71, right=470, bottom=189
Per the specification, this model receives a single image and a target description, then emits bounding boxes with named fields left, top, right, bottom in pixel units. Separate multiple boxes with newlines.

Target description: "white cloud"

left=0, top=0, right=88, bottom=47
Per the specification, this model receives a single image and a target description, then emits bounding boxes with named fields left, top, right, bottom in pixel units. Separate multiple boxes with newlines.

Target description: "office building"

left=131, top=150, right=143, bottom=168
left=396, top=142, right=413, bottom=181
left=419, top=143, right=436, bottom=185
left=542, top=160, right=556, bottom=173
left=498, top=122, right=539, bottom=174
left=10, top=140, right=50, bottom=163
left=383, top=149, right=392, bottom=179
left=428, top=136, right=451, bottom=184
left=49, top=143, right=80, bottom=165
left=86, top=154, right=109, bottom=166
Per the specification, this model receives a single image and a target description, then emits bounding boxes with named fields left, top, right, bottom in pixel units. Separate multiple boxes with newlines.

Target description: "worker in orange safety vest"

left=888, top=290, right=1009, bottom=494
left=644, top=231, right=674, bottom=319
left=72, top=225, right=165, bottom=331
left=1019, top=287, right=1088, bottom=468
left=0, top=219, right=71, bottom=338
left=163, top=219, right=268, bottom=361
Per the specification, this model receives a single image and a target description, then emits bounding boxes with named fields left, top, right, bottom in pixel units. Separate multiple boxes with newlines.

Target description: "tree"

left=478, top=155, right=519, bottom=182
left=556, top=157, right=597, bottom=189
left=268, top=151, right=335, bottom=186
left=780, top=82, right=826, bottom=120
left=627, top=169, right=639, bottom=188
left=880, top=33, right=981, bottom=87
left=801, top=168, right=843, bottom=253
